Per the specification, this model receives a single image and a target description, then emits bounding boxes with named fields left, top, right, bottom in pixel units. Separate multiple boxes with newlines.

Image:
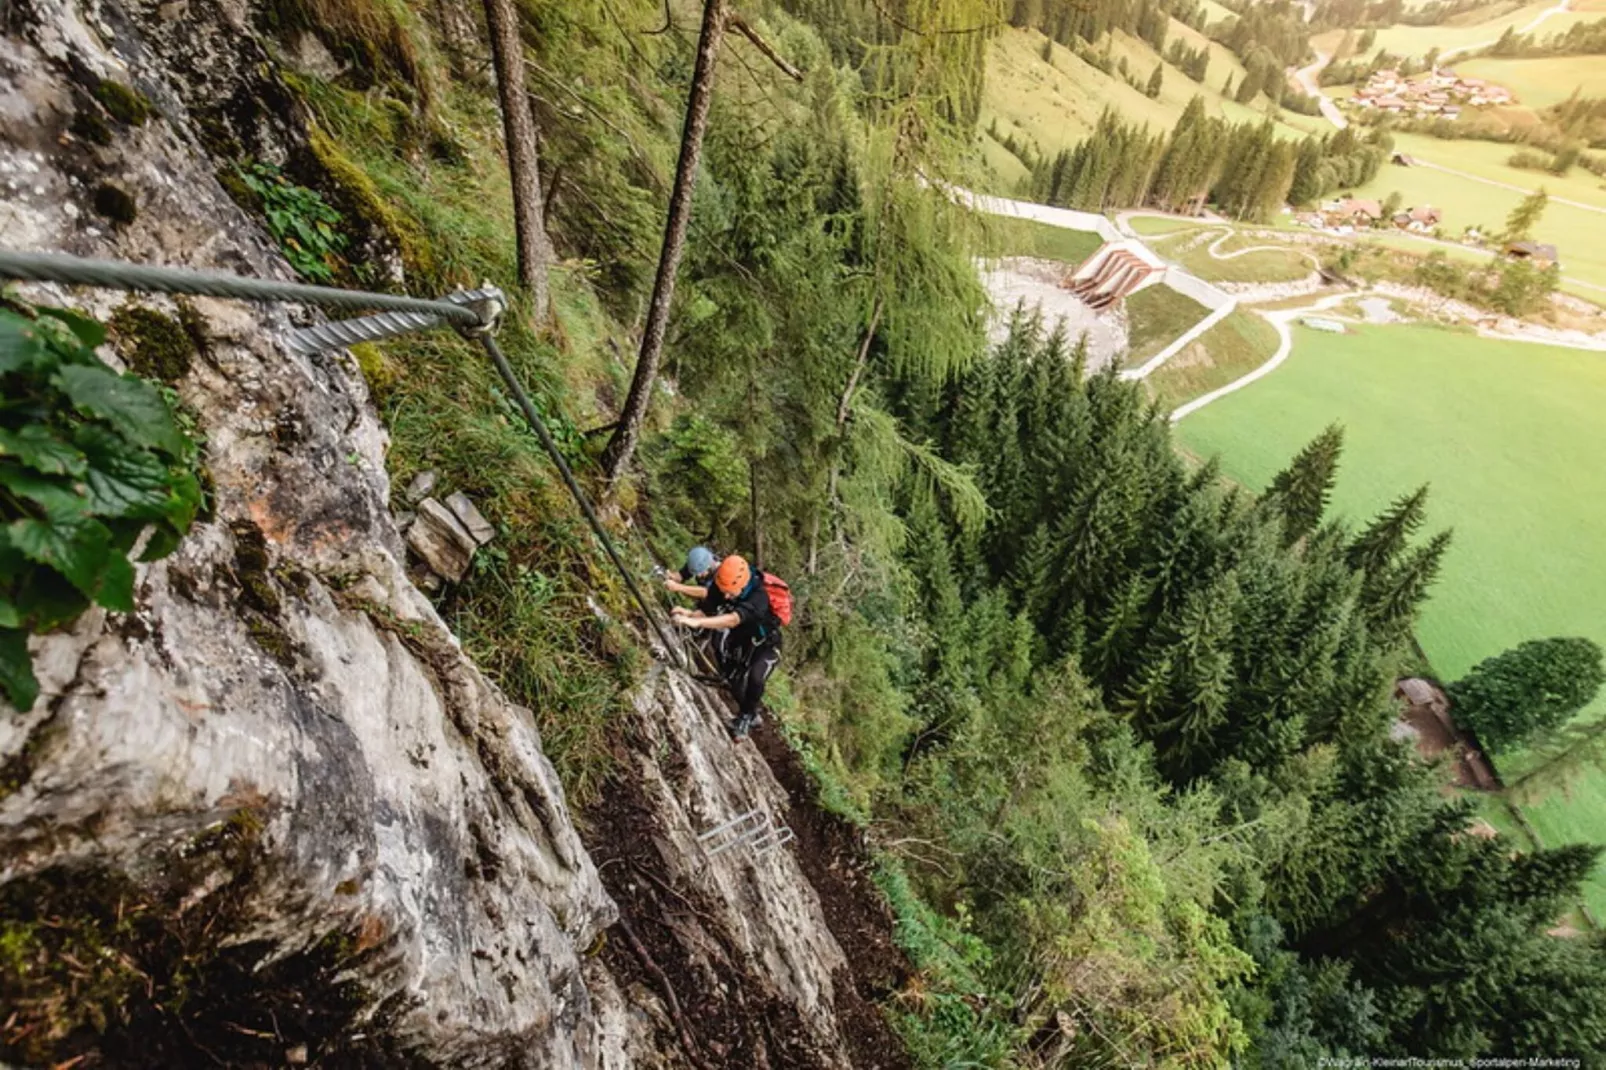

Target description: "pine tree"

left=1146, top=62, right=1164, bottom=98
left=1345, top=486, right=1429, bottom=577
left=1288, top=135, right=1326, bottom=207
left=1504, top=187, right=1549, bottom=242
left=1363, top=528, right=1451, bottom=643
left=1041, top=35, right=1054, bottom=63
left=1263, top=424, right=1343, bottom=546
left=1448, top=637, right=1605, bottom=752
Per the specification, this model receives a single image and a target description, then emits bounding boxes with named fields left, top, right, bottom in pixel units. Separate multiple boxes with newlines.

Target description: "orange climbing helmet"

left=714, top=554, right=752, bottom=597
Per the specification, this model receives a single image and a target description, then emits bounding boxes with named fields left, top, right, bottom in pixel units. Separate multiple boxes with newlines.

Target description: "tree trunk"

left=806, top=299, right=883, bottom=575
left=601, top=0, right=729, bottom=485
left=482, top=0, right=554, bottom=320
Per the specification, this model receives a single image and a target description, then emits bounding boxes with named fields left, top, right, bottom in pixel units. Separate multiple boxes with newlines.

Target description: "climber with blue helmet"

left=663, top=545, right=721, bottom=615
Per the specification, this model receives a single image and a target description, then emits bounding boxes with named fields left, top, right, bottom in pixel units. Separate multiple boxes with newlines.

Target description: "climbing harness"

left=0, top=248, right=688, bottom=669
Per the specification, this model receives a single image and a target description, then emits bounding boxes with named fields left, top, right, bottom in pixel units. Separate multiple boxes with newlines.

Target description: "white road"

left=1170, top=294, right=1350, bottom=422
left=1294, top=50, right=1348, bottom=130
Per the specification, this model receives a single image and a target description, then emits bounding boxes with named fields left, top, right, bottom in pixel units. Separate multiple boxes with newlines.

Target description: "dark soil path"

left=583, top=698, right=914, bottom=1070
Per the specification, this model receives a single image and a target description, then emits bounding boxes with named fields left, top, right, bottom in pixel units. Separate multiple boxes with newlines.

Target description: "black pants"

left=720, top=635, right=781, bottom=719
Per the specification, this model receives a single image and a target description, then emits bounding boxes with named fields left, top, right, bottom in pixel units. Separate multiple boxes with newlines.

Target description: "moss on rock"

left=349, top=341, right=401, bottom=398
left=69, top=107, right=113, bottom=146
left=92, top=79, right=152, bottom=126
left=215, top=165, right=262, bottom=213
left=306, top=124, right=436, bottom=285
left=109, top=303, right=196, bottom=382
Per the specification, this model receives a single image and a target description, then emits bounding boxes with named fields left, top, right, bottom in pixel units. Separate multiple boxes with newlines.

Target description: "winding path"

left=1170, top=294, right=1350, bottom=422
left=1205, top=229, right=1323, bottom=271
left=1294, top=50, right=1348, bottom=129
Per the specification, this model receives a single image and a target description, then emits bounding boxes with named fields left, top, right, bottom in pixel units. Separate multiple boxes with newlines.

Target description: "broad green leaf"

left=0, top=424, right=87, bottom=476
left=0, top=594, right=19, bottom=629
left=0, top=463, right=89, bottom=521
left=10, top=566, right=88, bottom=632
left=0, top=627, right=39, bottom=713
left=93, top=552, right=136, bottom=613
left=0, top=312, right=50, bottom=374
left=53, top=363, right=186, bottom=457
left=7, top=516, right=112, bottom=600
left=77, top=435, right=173, bottom=519
left=37, top=306, right=108, bottom=350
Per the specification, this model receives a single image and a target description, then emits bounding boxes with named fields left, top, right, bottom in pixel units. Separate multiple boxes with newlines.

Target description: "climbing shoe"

left=727, top=712, right=762, bottom=740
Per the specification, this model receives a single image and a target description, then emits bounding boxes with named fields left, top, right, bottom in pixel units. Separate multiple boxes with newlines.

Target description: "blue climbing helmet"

left=684, top=545, right=716, bottom=579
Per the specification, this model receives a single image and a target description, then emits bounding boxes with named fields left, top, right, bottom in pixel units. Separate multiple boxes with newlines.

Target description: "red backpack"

left=761, top=572, right=793, bottom=627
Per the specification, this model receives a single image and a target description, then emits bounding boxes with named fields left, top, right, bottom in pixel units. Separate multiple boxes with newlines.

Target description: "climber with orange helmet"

left=671, top=553, right=782, bottom=740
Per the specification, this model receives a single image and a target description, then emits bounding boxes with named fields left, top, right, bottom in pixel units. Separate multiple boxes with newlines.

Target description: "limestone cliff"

left=1, top=2, right=612, bottom=1063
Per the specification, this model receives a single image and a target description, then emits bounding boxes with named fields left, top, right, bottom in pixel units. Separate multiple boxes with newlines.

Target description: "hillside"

left=981, top=25, right=1324, bottom=191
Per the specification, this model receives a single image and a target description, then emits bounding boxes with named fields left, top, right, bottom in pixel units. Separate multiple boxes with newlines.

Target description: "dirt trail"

left=582, top=672, right=915, bottom=1070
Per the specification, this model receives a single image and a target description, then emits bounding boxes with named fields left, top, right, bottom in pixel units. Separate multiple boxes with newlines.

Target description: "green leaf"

left=53, top=363, right=186, bottom=457
left=9, top=566, right=89, bottom=633
left=0, top=594, right=19, bottom=629
left=0, top=627, right=39, bottom=713
left=37, top=306, right=108, bottom=349
left=0, top=463, right=90, bottom=521
left=7, top=516, right=112, bottom=600
left=94, top=552, right=136, bottom=613
left=74, top=427, right=174, bottom=518
left=0, top=424, right=87, bottom=476
left=0, top=311, right=51, bottom=374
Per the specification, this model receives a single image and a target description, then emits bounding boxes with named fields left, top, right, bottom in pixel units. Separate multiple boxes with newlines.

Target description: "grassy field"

left=1131, top=215, right=1210, bottom=235
left=1144, top=307, right=1280, bottom=408
left=982, top=216, right=1104, bottom=264
left=1173, top=321, right=1606, bottom=915
left=1347, top=133, right=1606, bottom=291
left=1125, top=283, right=1211, bottom=365
left=1177, top=233, right=1315, bottom=283
left=1365, top=0, right=1563, bottom=60
left=1457, top=55, right=1606, bottom=109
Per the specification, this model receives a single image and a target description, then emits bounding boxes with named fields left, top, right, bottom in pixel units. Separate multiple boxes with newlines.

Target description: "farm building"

left=1505, top=240, right=1559, bottom=266
left=1322, top=198, right=1383, bottom=227
left=1392, top=205, right=1442, bottom=232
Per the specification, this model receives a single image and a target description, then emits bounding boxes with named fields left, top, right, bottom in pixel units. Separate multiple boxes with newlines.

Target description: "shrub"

left=0, top=300, right=201, bottom=711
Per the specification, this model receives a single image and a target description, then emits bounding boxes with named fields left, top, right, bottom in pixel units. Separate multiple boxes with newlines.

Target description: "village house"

left=1321, top=197, right=1384, bottom=227
left=1504, top=240, right=1560, bottom=266
left=1350, top=66, right=1516, bottom=118
left=1391, top=205, right=1442, bottom=232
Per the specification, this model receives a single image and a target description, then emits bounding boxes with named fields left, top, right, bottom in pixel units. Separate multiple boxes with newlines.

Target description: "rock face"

left=0, top=3, right=613, bottom=1064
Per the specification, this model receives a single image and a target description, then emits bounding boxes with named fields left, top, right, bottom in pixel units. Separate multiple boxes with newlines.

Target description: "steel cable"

left=0, top=246, right=686, bottom=669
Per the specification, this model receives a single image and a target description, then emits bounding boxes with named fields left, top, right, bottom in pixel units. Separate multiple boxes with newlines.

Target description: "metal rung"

left=698, top=807, right=795, bottom=860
